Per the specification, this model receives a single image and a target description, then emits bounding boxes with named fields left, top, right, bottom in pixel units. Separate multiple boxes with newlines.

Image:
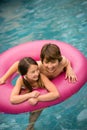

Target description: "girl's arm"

left=37, top=74, right=60, bottom=101
left=0, top=61, right=19, bottom=84
left=28, top=74, right=60, bottom=105
left=10, top=77, right=40, bottom=104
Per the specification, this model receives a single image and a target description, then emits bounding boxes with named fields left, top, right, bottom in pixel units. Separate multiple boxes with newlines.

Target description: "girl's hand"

left=0, top=77, right=5, bottom=85
left=28, top=98, right=38, bottom=105
left=30, top=91, right=40, bottom=98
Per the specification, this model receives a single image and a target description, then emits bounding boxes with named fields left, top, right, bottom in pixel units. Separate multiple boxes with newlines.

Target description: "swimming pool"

left=0, top=0, right=87, bottom=130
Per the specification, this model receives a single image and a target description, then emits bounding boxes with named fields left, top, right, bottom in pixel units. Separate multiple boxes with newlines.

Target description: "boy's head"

left=40, top=43, right=62, bottom=63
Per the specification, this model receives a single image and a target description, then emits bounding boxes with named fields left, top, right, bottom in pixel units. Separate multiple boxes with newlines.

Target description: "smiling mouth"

left=34, top=76, right=39, bottom=80
left=47, top=68, right=56, bottom=73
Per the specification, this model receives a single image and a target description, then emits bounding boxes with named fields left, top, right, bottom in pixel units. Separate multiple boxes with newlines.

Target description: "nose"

left=35, top=70, right=39, bottom=76
left=47, top=62, right=52, bottom=68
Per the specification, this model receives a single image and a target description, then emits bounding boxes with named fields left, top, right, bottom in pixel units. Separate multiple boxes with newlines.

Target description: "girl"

left=10, top=57, right=60, bottom=130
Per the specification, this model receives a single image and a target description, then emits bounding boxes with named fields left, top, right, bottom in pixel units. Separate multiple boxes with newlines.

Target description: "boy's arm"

left=63, top=57, right=77, bottom=82
left=0, top=61, right=19, bottom=84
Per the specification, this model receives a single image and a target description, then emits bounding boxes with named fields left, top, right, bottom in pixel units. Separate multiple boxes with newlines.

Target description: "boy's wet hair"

left=40, top=43, right=62, bottom=63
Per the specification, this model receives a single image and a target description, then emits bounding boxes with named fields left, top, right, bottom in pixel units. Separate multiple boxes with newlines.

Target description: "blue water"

left=0, top=0, right=87, bottom=130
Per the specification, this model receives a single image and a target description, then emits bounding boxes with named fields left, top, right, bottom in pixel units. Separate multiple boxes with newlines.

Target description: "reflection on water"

left=0, top=0, right=87, bottom=130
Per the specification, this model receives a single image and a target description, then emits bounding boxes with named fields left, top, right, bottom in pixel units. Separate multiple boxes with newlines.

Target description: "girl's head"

left=40, top=43, right=62, bottom=63
left=18, top=57, right=44, bottom=92
left=18, top=57, right=40, bottom=81
left=40, top=43, right=62, bottom=73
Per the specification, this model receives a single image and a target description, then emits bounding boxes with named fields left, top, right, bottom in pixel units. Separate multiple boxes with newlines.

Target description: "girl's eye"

left=31, top=71, right=35, bottom=74
left=32, top=68, right=39, bottom=73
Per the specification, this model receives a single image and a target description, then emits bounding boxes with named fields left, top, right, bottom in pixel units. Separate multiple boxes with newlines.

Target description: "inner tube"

left=0, top=40, right=87, bottom=114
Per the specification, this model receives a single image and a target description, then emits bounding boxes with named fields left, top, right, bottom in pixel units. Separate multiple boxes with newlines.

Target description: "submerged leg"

left=26, top=109, right=43, bottom=130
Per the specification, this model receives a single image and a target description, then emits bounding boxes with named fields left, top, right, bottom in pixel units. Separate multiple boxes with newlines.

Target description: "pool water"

left=0, top=0, right=87, bottom=130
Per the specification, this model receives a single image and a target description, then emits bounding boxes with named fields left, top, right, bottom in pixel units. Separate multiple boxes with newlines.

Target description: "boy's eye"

left=45, top=60, right=56, bottom=63
left=51, top=60, right=56, bottom=63
left=48, top=60, right=56, bottom=63
left=43, top=59, right=48, bottom=63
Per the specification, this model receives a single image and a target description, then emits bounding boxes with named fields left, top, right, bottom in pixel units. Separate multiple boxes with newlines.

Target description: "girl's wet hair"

left=40, top=43, right=62, bottom=63
left=18, top=57, right=38, bottom=76
left=18, top=57, right=44, bottom=92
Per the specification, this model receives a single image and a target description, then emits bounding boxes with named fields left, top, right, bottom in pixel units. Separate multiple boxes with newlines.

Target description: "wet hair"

left=40, top=43, right=62, bottom=63
left=18, top=57, right=44, bottom=92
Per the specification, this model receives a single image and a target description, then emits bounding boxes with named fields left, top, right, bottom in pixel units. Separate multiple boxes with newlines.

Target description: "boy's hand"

left=65, top=70, right=77, bottom=83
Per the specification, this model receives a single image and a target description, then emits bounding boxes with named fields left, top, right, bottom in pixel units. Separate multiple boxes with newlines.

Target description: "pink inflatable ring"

left=0, top=40, right=87, bottom=114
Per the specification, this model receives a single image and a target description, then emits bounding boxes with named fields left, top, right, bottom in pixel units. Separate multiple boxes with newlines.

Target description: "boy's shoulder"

left=37, top=60, right=41, bottom=66
left=61, top=56, right=67, bottom=66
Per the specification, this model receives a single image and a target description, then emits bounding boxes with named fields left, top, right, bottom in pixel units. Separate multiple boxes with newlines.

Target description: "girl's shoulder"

left=16, top=76, right=23, bottom=85
left=14, top=61, right=20, bottom=66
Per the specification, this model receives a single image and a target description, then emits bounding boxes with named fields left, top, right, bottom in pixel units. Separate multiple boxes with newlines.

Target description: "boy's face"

left=42, top=58, right=59, bottom=73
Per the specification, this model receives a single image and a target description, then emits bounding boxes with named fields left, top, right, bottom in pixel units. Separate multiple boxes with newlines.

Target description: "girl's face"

left=26, top=65, right=40, bottom=81
left=43, top=58, right=59, bottom=73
